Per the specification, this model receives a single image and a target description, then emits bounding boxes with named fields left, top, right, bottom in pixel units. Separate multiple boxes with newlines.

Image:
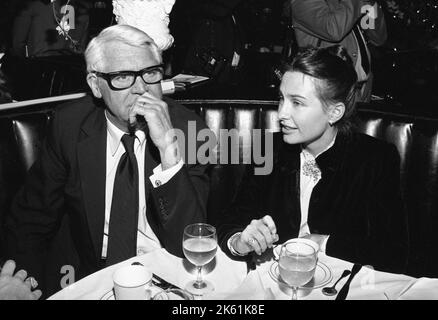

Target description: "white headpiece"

left=112, top=0, right=175, bottom=51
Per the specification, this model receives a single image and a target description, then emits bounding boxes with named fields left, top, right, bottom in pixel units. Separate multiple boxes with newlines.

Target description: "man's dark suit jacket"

left=218, top=131, right=409, bottom=274
left=5, top=95, right=210, bottom=283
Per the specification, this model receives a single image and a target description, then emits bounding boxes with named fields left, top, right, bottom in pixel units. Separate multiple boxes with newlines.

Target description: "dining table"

left=48, top=246, right=438, bottom=300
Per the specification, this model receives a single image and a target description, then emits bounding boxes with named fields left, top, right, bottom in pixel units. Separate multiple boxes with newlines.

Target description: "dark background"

left=0, top=0, right=437, bottom=114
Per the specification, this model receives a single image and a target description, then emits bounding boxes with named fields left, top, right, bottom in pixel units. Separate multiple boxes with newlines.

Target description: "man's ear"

left=328, top=102, right=345, bottom=125
left=86, top=73, right=102, bottom=98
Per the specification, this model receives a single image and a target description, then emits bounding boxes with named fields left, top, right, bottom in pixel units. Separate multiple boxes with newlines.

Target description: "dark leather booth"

left=0, top=98, right=437, bottom=296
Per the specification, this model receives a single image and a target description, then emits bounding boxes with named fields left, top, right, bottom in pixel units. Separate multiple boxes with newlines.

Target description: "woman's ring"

left=249, top=238, right=256, bottom=244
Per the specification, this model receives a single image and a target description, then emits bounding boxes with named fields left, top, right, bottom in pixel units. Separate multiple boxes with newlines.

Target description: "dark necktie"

left=352, top=25, right=370, bottom=75
left=106, top=134, right=139, bottom=265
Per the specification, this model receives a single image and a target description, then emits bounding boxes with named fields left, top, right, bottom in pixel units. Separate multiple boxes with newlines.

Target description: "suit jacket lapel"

left=144, top=135, right=160, bottom=234
left=77, top=106, right=107, bottom=261
left=276, top=142, right=301, bottom=239
left=309, top=131, right=349, bottom=231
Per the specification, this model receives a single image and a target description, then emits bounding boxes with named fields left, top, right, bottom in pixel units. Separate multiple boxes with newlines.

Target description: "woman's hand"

left=232, top=215, right=279, bottom=255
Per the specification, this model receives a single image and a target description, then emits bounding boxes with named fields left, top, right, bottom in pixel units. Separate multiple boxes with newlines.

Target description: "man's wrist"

left=159, top=143, right=181, bottom=170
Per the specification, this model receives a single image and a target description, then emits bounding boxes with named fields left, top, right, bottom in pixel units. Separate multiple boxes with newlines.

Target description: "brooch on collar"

left=302, top=159, right=321, bottom=183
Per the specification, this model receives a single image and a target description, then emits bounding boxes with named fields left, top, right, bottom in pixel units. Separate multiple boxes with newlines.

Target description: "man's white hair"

left=84, top=24, right=162, bottom=73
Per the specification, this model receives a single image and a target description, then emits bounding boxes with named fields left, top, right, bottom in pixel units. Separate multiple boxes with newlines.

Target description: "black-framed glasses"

left=92, top=64, right=164, bottom=91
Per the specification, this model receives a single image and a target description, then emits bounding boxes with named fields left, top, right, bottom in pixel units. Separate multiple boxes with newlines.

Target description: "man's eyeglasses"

left=92, top=64, right=164, bottom=91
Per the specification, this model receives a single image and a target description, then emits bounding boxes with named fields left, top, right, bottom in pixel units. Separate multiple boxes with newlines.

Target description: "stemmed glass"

left=182, top=223, right=218, bottom=296
left=278, top=240, right=317, bottom=300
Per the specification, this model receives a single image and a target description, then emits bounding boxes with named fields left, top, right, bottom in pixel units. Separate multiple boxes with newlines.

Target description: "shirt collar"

left=105, top=110, right=146, bottom=156
left=301, top=130, right=338, bottom=160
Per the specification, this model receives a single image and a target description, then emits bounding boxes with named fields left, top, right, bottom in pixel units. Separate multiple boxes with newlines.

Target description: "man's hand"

left=0, top=260, right=42, bottom=300
left=129, top=92, right=181, bottom=170
left=232, top=215, right=279, bottom=256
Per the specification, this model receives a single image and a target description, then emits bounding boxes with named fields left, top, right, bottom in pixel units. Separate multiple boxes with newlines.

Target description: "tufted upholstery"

left=0, top=98, right=437, bottom=296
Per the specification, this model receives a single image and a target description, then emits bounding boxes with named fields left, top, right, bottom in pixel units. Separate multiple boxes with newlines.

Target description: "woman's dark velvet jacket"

left=217, top=131, right=409, bottom=274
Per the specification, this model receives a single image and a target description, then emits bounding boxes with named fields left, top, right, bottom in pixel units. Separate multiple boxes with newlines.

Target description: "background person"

left=11, top=0, right=70, bottom=57
left=286, top=0, right=387, bottom=102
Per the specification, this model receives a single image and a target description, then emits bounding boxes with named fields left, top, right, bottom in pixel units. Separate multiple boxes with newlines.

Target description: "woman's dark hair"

left=285, top=45, right=359, bottom=134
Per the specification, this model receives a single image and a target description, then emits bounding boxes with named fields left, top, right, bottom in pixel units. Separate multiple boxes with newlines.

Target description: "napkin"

left=384, top=277, right=438, bottom=300
left=222, top=270, right=275, bottom=300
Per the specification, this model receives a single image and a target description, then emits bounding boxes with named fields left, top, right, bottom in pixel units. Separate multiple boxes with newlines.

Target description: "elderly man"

left=5, top=25, right=210, bottom=291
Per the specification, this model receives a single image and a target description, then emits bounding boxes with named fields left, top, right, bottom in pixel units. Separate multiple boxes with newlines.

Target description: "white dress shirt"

left=298, top=135, right=337, bottom=252
left=102, top=111, right=184, bottom=258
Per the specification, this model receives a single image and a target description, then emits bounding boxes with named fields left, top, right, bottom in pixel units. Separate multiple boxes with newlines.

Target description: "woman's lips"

left=281, top=124, right=298, bottom=133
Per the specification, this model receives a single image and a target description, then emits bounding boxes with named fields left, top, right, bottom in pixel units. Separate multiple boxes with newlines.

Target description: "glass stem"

left=193, top=266, right=205, bottom=289
left=292, top=287, right=298, bottom=300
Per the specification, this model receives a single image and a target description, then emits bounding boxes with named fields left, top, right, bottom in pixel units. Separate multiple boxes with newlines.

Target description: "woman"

left=217, top=45, right=408, bottom=274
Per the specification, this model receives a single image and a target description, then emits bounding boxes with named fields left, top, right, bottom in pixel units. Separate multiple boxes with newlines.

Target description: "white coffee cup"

left=113, top=265, right=152, bottom=300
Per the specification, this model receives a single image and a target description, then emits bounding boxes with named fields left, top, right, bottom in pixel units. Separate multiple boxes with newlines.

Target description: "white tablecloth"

left=48, top=248, right=247, bottom=300
left=48, top=247, right=438, bottom=300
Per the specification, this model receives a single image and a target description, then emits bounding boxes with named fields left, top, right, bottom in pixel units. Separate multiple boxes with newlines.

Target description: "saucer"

left=100, top=285, right=162, bottom=300
left=268, top=261, right=332, bottom=289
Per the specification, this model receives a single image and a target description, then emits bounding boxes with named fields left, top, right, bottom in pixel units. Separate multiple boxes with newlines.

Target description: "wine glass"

left=182, top=223, right=217, bottom=296
left=278, top=239, right=317, bottom=300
